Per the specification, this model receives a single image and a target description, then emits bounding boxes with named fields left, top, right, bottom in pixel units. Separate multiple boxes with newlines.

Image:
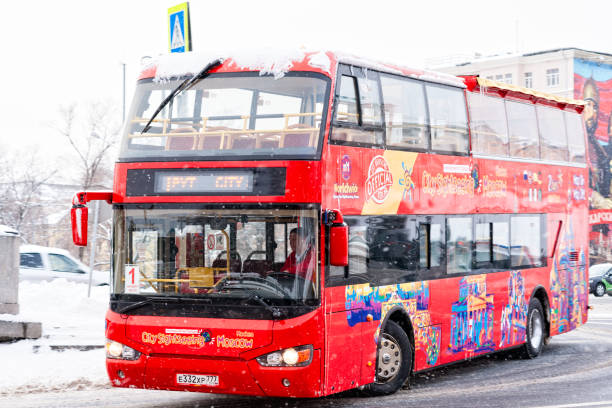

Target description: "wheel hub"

left=529, top=309, right=543, bottom=349
left=377, top=334, right=402, bottom=382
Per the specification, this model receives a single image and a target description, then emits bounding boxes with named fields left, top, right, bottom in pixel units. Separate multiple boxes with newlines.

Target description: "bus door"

left=324, top=216, right=370, bottom=393
left=550, top=215, right=579, bottom=333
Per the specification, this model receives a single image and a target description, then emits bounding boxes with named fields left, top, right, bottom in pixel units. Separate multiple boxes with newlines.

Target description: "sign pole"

left=87, top=200, right=100, bottom=297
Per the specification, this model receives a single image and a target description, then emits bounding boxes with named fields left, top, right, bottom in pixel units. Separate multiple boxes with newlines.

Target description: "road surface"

left=5, top=296, right=612, bottom=408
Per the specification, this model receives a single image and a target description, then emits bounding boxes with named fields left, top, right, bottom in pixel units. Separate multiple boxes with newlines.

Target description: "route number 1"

left=125, top=265, right=140, bottom=294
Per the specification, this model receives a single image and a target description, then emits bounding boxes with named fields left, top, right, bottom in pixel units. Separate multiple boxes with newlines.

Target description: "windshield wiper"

left=141, top=58, right=224, bottom=134
left=241, top=291, right=282, bottom=319
left=214, top=284, right=284, bottom=318
left=118, top=296, right=182, bottom=314
left=117, top=295, right=212, bottom=314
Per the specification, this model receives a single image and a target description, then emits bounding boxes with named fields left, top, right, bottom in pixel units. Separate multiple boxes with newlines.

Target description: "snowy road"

left=3, top=293, right=612, bottom=408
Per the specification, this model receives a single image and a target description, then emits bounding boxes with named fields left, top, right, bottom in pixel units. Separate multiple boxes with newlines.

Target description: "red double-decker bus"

left=71, top=50, right=588, bottom=397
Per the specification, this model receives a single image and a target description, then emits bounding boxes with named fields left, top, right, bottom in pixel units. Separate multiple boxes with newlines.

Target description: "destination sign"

left=155, top=171, right=254, bottom=193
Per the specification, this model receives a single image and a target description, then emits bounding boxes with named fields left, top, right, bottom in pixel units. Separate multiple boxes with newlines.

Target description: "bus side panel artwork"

left=499, top=271, right=528, bottom=348
left=549, top=218, right=589, bottom=336
left=325, top=146, right=587, bottom=219
left=447, top=275, right=496, bottom=356
left=344, top=282, right=441, bottom=372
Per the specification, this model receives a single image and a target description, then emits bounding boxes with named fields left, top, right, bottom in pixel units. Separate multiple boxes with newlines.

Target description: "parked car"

left=589, top=263, right=612, bottom=297
left=19, top=245, right=109, bottom=286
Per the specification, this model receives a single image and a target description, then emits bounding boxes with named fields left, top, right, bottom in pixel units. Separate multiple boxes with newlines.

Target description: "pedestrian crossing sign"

left=168, top=2, right=191, bottom=53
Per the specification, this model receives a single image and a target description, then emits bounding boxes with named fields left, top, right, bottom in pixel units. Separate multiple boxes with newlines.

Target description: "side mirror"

left=71, top=205, right=88, bottom=246
left=327, top=210, right=348, bottom=267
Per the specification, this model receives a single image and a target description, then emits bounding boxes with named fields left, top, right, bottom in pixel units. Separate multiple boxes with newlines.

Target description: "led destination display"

left=155, top=171, right=254, bottom=193
left=126, top=168, right=286, bottom=196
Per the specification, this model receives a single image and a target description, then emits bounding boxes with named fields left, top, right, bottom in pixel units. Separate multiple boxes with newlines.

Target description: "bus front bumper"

left=106, top=350, right=322, bottom=398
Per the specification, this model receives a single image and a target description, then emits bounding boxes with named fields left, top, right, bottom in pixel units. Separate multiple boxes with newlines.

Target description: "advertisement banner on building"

left=575, top=58, right=612, bottom=263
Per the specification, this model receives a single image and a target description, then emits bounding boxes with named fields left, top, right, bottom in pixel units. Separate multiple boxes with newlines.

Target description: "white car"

left=19, top=245, right=109, bottom=286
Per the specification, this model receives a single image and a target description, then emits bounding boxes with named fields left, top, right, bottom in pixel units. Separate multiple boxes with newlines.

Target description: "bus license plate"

left=176, top=373, right=219, bottom=386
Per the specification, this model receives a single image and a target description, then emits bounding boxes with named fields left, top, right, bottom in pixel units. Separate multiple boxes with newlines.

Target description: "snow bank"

left=0, top=280, right=110, bottom=396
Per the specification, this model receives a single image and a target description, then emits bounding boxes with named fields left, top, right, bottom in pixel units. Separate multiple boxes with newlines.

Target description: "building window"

left=524, top=72, right=533, bottom=88
left=546, top=68, right=560, bottom=87
left=504, top=73, right=513, bottom=84
left=485, top=75, right=494, bottom=80
left=495, top=74, right=503, bottom=82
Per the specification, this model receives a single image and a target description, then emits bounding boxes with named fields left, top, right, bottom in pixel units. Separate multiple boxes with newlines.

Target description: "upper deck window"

left=468, top=93, right=509, bottom=156
left=336, top=75, right=359, bottom=124
left=331, top=67, right=383, bottom=145
left=358, top=77, right=383, bottom=126
left=380, top=74, right=428, bottom=150
left=565, top=111, right=586, bottom=163
left=507, top=100, right=539, bottom=159
left=426, top=84, right=469, bottom=154
left=120, top=72, right=330, bottom=161
left=537, top=105, right=569, bottom=162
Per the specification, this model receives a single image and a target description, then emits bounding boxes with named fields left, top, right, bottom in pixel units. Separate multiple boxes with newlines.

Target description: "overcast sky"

left=1, top=0, right=610, bottom=158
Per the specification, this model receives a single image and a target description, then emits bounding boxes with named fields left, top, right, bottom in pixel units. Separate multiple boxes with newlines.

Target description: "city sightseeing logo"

left=365, top=155, right=393, bottom=204
left=341, top=155, right=351, bottom=180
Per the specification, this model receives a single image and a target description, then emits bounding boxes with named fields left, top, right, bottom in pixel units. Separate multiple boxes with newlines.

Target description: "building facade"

left=434, top=48, right=612, bottom=264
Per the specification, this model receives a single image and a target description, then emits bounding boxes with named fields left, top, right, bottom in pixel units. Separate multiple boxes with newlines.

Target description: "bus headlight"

left=256, top=345, right=313, bottom=367
left=106, top=339, right=141, bottom=360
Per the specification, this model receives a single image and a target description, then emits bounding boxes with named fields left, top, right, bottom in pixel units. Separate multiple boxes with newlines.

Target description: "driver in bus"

left=280, top=227, right=315, bottom=280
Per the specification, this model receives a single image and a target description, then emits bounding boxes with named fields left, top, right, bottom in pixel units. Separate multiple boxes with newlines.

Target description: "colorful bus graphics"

left=500, top=271, right=528, bottom=347
left=345, top=282, right=440, bottom=366
left=448, top=275, right=495, bottom=355
left=550, top=221, right=588, bottom=335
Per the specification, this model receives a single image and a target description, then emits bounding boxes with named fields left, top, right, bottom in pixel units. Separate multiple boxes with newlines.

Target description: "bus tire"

left=363, top=321, right=412, bottom=396
left=522, top=298, right=545, bottom=359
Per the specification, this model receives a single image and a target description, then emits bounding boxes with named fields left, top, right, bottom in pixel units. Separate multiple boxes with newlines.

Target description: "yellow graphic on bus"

left=361, top=151, right=418, bottom=215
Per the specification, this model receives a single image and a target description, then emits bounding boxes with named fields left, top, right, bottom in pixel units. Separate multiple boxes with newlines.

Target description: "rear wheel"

left=522, top=298, right=545, bottom=359
left=363, top=321, right=412, bottom=396
left=595, top=282, right=606, bottom=297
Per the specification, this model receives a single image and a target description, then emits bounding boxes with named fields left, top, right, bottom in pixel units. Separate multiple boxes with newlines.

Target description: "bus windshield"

left=112, top=206, right=319, bottom=310
left=120, top=72, right=330, bottom=160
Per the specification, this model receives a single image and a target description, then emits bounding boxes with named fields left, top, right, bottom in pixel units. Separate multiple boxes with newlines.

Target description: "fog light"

left=117, top=370, right=125, bottom=379
left=282, top=378, right=290, bottom=387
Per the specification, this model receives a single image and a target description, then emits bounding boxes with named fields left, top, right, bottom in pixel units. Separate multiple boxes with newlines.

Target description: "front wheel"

left=522, top=298, right=545, bottom=359
left=363, top=321, right=412, bottom=396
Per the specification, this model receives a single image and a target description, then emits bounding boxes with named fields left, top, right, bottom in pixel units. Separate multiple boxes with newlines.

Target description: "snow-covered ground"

left=0, top=280, right=110, bottom=396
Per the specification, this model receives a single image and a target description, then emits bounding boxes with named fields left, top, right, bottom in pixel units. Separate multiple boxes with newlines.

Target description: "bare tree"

left=0, top=150, right=57, bottom=242
left=57, top=101, right=121, bottom=261
left=58, top=101, right=121, bottom=190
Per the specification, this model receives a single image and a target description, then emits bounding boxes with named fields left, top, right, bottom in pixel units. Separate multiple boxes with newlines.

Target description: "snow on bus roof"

left=146, top=48, right=465, bottom=88
left=151, top=47, right=331, bottom=81
left=469, top=76, right=585, bottom=108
